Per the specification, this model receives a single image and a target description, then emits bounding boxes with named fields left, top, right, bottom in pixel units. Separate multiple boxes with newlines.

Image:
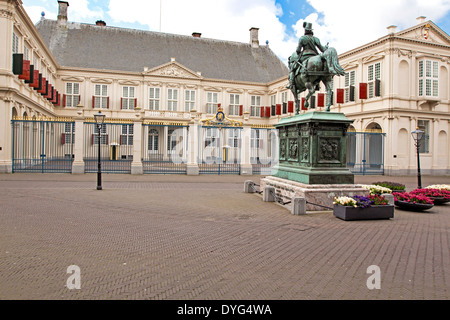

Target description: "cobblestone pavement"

left=0, top=173, right=449, bottom=300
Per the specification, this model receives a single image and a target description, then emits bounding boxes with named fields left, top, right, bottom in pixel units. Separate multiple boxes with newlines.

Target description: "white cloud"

left=300, top=0, right=450, bottom=54
left=107, top=0, right=295, bottom=64
left=24, top=6, right=56, bottom=23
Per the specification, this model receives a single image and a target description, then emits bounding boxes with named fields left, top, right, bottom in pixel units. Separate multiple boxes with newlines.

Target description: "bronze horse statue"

left=289, top=46, right=345, bottom=113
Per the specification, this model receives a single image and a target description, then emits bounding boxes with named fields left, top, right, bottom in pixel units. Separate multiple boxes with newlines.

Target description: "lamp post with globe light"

left=94, top=111, right=105, bottom=190
left=411, top=127, right=424, bottom=189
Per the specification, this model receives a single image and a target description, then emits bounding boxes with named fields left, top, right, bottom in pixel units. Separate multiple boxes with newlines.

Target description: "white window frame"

left=12, top=31, right=19, bottom=54
left=149, top=87, right=160, bottom=110
left=94, top=124, right=108, bottom=145
left=122, top=86, right=136, bottom=110
left=94, top=84, right=108, bottom=109
left=185, top=89, right=196, bottom=112
left=250, top=95, right=261, bottom=117
left=167, top=88, right=178, bottom=111
left=368, top=62, right=381, bottom=98
left=64, top=122, right=75, bottom=144
left=229, top=94, right=240, bottom=116
left=121, top=124, right=134, bottom=145
left=65, top=82, right=80, bottom=107
left=344, top=70, right=355, bottom=103
left=148, top=128, right=159, bottom=153
left=206, top=92, right=218, bottom=114
left=417, top=120, right=430, bottom=154
left=419, top=60, right=439, bottom=98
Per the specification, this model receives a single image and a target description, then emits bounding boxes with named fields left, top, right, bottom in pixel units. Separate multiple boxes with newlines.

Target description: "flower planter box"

left=395, top=200, right=433, bottom=211
left=333, top=204, right=394, bottom=221
left=429, top=197, right=449, bottom=205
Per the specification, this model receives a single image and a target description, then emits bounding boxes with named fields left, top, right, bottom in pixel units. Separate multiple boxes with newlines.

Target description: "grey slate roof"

left=35, top=19, right=288, bottom=83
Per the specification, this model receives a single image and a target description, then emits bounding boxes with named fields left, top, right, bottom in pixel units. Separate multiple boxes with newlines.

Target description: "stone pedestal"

left=273, top=111, right=354, bottom=184
left=260, top=176, right=369, bottom=211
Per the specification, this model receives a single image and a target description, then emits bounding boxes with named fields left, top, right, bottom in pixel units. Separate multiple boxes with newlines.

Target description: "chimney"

left=386, top=25, right=397, bottom=34
left=249, top=27, right=259, bottom=48
left=192, top=32, right=201, bottom=38
left=57, top=1, right=69, bottom=27
left=416, top=16, right=426, bottom=24
left=96, top=20, right=106, bottom=26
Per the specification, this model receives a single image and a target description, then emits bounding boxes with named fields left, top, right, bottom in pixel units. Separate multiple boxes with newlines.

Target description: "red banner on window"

left=301, top=97, right=307, bottom=110
left=18, top=60, right=31, bottom=81
left=287, top=101, right=294, bottom=113
left=359, top=83, right=368, bottom=100
left=276, top=104, right=281, bottom=115
left=265, top=106, right=270, bottom=118
left=317, top=93, right=325, bottom=107
left=336, top=89, right=344, bottom=104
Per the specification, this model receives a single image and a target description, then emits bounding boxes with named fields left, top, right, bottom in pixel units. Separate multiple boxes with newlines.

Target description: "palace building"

left=1, top=0, right=449, bottom=176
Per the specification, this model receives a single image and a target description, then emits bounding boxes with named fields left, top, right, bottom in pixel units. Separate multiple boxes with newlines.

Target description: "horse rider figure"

left=287, top=22, right=330, bottom=91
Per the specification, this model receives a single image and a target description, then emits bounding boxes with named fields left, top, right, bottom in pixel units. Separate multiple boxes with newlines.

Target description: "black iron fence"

left=11, top=118, right=74, bottom=173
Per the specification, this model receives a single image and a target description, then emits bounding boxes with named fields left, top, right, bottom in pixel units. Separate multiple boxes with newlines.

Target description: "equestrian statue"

left=286, top=22, right=345, bottom=113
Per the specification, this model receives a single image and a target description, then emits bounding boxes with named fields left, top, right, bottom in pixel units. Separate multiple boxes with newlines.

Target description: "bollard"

left=263, top=186, right=275, bottom=202
left=382, top=193, right=395, bottom=205
left=244, top=180, right=255, bottom=193
left=291, top=197, right=306, bottom=215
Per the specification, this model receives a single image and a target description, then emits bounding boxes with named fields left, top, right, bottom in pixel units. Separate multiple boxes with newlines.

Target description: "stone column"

left=187, top=110, right=199, bottom=175
left=72, top=115, right=85, bottom=174
left=240, top=123, right=253, bottom=175
left=131, top=111, right=143, bottom=174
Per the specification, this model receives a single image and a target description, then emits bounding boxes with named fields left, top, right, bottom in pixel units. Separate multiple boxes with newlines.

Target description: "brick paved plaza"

left=0, top=173, right=449, bottom=300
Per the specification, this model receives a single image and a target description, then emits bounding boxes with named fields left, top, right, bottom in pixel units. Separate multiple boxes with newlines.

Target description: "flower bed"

left=360, top=184, right=392, bottom=195
left=393, top=192, right=434, bottom=211
left=410, top=188, right=450, bottom=205
left=372, top=181, right=406, bottom=192
left=333, top=195, right=393, bottom=221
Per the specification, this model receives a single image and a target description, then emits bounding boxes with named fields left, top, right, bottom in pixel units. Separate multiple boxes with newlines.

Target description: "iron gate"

left=12, top=118, right=75, bottom=173
left=142, top=124, right=188, bottom=174
left=347, top=131, right=385, bottom=175
left=250, top=128, right=278, bottom=175
left=83, top=121, right=133, bottom=173
left=198, top=126, right=241, bottom=174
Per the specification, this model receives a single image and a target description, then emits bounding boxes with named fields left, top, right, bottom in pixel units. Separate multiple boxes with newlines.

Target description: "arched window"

left=148, top=129, right=158, bottom=153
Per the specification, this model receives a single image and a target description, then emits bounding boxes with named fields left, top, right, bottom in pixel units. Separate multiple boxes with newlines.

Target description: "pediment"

left=144, top=61, right=202, bottom=79
left=61, top=76, right=85, bottom=82
left=396, top=22, right=450, bottom=46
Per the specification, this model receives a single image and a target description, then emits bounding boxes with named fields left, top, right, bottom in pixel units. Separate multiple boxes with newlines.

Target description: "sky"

left=22, top=0, right=450, bottom=65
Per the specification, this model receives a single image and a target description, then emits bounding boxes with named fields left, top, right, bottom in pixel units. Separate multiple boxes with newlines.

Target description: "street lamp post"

left=411, top=127, right=424, bottom=189
left=94, top=111, right=106, bottom=190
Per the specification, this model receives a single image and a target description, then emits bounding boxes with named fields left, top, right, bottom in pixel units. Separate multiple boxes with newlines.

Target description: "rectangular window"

left=417, top=120, right=430, bottom=154
left=94, top=84, right=108, bottom=109
left=93, top=124, right=108, bottom=145
left=419, top=60, right=438, bottom=97
left=228, top=128, right=240, bottom=148
left=368, top=62, right=381, bottom=98
left=149, top=87, right=160, bottom=110
left=65, top=82, right=80, bottom=107
left=122, top=86, right=136, bottom=110
left=250, top=95, right=261, bottom=117
left=12, top=31, right=19, bottom=54
left=205, top=128, right=218, bottom=148
left=167, top=88, right=178, bottom=111
left=344, top=70, right=355, bottom=103
left=185, top=90, right=196, bottom=112
left=63, top=122, right=75, bottom=144
left=206, top=92, right=218, bottom=114
left=24, top=45, right=30, bottom=60
left=229, top=94, right=240, bottom=116
left=121, top=124, right=133, bottom=145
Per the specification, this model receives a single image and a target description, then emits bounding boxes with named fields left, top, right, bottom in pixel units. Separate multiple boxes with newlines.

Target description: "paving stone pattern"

left=0, top=174, right=449, bottom=300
